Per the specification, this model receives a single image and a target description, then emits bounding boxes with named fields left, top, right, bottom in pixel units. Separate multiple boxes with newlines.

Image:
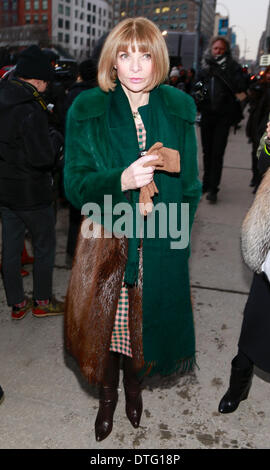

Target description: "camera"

left=192, top=81, right=209, bottom=103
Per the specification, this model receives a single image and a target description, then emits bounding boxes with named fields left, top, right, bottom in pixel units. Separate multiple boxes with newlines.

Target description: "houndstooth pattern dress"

left=109, top=114, right=146, bottom=357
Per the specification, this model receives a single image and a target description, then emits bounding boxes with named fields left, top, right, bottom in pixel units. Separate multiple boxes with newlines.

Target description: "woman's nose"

left=130, top=57, right=141, bottom=72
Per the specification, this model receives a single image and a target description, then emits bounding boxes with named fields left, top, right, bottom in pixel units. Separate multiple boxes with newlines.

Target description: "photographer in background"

left=194, top=36, right=248, bottom=203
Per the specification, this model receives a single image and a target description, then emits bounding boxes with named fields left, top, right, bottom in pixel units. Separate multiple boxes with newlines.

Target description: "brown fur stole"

left=64, top=220, right=144, bottom=385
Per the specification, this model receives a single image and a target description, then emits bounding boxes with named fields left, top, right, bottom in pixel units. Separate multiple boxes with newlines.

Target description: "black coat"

left=0, top=79, right=62, bottom=210
left=196, top=54, right=247, bottom=120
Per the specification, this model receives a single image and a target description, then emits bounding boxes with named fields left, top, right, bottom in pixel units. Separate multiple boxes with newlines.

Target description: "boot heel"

left=123, top=356, right=143, bottom=428
left=218, top=360, right=253, bottom=414
left=95, top=387, right=118, bottom=441
left=95, top=352, right=120, bottom=441
left=124, top=379, right=143, bottom=428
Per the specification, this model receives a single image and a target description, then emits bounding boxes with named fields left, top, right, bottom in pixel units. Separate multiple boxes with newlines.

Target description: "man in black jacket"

left=0, top=45, right=64, bottom=320
left=195, top=36, right=247, bottom=203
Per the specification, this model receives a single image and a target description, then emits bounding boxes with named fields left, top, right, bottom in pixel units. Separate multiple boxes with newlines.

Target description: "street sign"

left=260, top=55, right=270, bottom=66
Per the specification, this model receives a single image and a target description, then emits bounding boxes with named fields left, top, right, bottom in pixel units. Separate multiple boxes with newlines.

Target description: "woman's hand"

left=121, top=155, right=157, bottom=191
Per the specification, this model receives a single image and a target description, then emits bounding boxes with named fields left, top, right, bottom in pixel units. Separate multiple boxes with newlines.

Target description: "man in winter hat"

left=0, top=45, right=64, bottom=320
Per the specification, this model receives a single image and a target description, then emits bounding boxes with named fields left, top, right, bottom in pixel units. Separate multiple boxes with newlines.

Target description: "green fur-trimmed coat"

left=64, top=84, right=202, bottom=384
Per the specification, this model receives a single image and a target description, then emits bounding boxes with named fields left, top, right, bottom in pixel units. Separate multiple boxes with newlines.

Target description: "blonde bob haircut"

left=98, top=17, right=170, bottom=92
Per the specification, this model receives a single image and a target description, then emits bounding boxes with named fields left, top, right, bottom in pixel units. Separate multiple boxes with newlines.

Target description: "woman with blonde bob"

left=64, top=17, right=201, bottom=441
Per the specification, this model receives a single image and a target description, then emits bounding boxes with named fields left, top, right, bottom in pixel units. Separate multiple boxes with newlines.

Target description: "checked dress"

left=109, top=113, right=146, bottom=357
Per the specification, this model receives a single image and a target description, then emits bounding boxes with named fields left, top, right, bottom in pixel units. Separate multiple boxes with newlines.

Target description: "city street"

left=0, top=115, right=269, bottom=450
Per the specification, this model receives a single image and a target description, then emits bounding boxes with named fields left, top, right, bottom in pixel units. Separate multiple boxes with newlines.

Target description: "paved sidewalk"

left=1, top=118, right=269, bottom=450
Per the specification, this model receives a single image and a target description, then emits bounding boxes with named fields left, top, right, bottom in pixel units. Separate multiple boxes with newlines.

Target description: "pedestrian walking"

left=0, top=45, right=64, bottom=320
left=219, top=120, right=270, bottom=413
left=64, top=17, right=201, bottom=441
left=195, top=36, right=247, bottom=203
left=0, top=385, right=4, bottom=404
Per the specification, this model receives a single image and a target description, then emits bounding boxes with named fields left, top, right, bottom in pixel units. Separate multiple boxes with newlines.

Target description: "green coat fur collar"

left=70, top=84, right=196, bottom=123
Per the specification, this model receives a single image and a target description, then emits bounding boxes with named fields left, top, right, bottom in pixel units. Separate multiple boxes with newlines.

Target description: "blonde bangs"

left=98, top=17, right=170, bottom=92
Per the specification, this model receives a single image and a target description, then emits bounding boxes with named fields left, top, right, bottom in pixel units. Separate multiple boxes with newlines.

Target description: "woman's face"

left=115, top=41, right=154, bottom=95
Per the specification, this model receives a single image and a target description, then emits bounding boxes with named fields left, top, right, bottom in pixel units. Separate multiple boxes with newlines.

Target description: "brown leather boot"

left=95, top=352, right=120, bottom=442
left=123, top=355, right=143, bottom=428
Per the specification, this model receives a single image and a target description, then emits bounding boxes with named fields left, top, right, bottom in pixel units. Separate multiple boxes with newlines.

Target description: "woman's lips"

left=129, top=78, right=144, bottom=83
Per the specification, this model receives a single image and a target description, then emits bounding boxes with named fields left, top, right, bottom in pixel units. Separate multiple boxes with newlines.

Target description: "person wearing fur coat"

left=64, top=17, right=201, bottom=441
left=218, top=119, right=270, bottom=413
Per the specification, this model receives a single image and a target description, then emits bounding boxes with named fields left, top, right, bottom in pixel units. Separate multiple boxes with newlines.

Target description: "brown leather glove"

left=139, top=142, right=180, bottom=216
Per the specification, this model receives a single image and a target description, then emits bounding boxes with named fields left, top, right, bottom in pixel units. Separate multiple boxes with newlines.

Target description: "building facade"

left=0, top=0, right=113, bottom=58
left=52, top=0, right=113, bottom=59
left=119, top=0, right=215, bottom=43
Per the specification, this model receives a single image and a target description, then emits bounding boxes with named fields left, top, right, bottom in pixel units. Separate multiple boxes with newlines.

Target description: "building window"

left=80, top=37, right=84, bottom=45
left=65, top=20, right=70, bottom=29
left=3, top=0, right=9, bottom=10
left=74, top=36, right=78, bottom=44
left=93, top=5, right=96, bottom=13
left=80, top=24, right=84, bottom=32
left=58, top=32, right=63, bottom=42
left=58, top=4, right=64, bottom=14
left=33, top=15, right=39, bottom=23
left=12, top=1, right=17, bottom=11
left=25, top=0, right=31, bottom=10
left=66, top=7, right=71, bottom=16
left=25, top=14, right=31, bottom=23
left=75, top=23, right=78, bottom=31
left=42, top=14, right=48, bottom=23
left=42, top=0, right=48, bottom=9
left=88, top=2, right=91, bottom=10
left=58, top=18, right=63, bottom=28
left=34, top=0, right=39, bottom=10
left=65, top=34, right=70, bottom=44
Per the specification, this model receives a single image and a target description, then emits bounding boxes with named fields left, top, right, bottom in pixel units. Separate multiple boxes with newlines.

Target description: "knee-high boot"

left=123, top=355, right=143, bottom=428
left=218, top=356, right=254, bottom=414
left=95, top=352, right=120, bottom=441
